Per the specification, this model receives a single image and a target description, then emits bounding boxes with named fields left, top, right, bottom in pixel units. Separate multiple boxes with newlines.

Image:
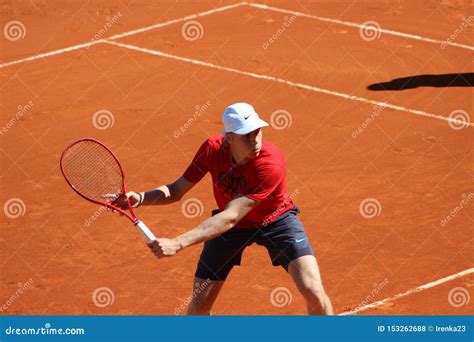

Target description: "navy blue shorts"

left=195, top=206, right=315, bottom=281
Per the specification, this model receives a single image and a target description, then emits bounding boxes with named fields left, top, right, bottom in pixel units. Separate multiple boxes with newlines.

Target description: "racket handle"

left=134, top=220, right=157, bottom=243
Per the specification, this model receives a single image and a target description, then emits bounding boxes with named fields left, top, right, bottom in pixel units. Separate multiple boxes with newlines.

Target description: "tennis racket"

left=60, top=138, right=157, bottom=243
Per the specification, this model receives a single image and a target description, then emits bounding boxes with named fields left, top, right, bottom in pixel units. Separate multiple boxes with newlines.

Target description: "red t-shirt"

left=183, top=135, right=294, bottom=228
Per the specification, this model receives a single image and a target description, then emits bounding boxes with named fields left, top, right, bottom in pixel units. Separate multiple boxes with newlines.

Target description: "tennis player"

left=115, top=102, right=333, bottom=315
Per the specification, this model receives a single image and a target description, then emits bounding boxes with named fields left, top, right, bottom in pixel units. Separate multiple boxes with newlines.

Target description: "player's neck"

left=229, top=146, right=251, bottom=165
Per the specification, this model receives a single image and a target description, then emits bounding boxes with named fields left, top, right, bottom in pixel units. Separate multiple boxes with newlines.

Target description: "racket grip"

left=134, top=220, right=157, bottom=243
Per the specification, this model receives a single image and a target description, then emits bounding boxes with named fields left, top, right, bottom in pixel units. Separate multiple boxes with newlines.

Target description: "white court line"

left=107, top=2, right=246, bottom=40
left=0, top=2, right=247, bottom=69
left=0, top=40, right=106, bottom=69
left=104, top=40, right=473, bottom=127
left=340, top=267, right=474, bottom=315
left=1, top=0, right=473, bottom=70
left=250, top=3, right=474, bottom=51
left=2, top=0, right=473, bottom=70
left=1, top=1, right=471, bottom=127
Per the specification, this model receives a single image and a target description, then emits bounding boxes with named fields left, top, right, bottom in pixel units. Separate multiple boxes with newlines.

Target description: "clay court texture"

left=0, top=0, right=472, bottom=315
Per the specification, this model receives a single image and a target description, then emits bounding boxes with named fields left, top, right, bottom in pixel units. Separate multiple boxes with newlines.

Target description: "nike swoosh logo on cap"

left=244, top=115, right=251, bottom=120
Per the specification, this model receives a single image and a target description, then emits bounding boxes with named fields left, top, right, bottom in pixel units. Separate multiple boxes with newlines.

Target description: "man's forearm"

left=176, top=212, right=236, bottom=249
left=140, top=185, right=178, bottom=206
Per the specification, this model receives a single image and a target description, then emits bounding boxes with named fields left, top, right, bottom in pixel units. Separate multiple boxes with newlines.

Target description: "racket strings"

left=61, top=140, right=123, bottom=202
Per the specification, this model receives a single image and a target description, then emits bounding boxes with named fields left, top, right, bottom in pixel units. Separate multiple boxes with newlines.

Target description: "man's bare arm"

left=148, top=195, right=259, bottom=258
left=176, top=195, right=258, bottom=249
left=114, top=176, right=195, bottom=208
left=140, top=176, right=195, bottom=206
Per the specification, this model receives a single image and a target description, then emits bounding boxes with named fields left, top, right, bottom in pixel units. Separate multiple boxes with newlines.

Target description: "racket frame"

left=60, top=138, right=156, bottom=242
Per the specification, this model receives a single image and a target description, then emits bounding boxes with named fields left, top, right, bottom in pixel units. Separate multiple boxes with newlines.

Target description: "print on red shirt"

left=183, top=135, right=294, bottom=228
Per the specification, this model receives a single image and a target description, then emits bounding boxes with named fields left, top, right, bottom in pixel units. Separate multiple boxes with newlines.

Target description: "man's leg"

left=259, top=207, right=332, bottom=315
left=288, top=255, right=333, bottom=315
left=187, top=277, right=225, bottom=315
left=187, top=214, right=255, bottom=315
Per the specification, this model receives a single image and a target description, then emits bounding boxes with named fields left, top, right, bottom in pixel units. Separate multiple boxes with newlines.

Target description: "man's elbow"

left=173, top=192, right=184, bottom=202
left=221, top=197, right=258, bottom=229
left=221, top=210, right=241, bottom=228
left=164, top=184, right=184, bottom=202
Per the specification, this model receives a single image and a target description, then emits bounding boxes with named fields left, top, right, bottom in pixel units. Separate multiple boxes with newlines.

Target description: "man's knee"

left=186, top=277, right=224, bottom=315
left=298, top=278, right=326, bottom=303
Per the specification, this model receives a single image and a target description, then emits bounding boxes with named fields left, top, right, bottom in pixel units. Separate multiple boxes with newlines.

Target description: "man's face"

left=228, top=128, right=263, bottom=160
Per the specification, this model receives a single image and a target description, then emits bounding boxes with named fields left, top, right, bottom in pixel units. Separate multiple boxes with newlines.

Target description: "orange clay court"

left=0, top=0, right=472, bottom=315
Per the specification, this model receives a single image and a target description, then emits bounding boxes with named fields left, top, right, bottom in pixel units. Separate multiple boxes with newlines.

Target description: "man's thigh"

left=257, top=208, right=315, bottom=271
left=195, top=228, right=258, bottom=281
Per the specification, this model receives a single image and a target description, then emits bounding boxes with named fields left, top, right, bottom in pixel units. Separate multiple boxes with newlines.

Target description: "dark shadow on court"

left=367, top=73, right=474, bottom=91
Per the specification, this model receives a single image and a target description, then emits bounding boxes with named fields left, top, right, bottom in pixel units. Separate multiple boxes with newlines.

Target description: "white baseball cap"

left=222, top=102, right=269, bottom=135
